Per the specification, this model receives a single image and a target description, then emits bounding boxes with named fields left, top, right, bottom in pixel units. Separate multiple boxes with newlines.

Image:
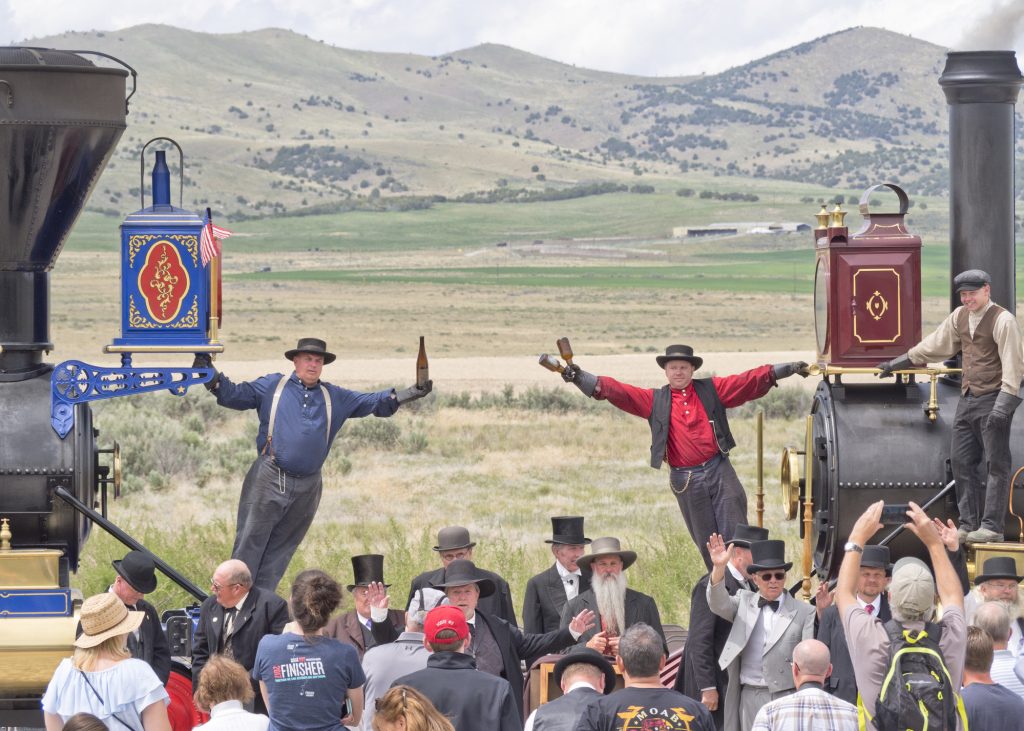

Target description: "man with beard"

left=575, top=623, right=715, bottom=731
left=707, top=537, right=815, bottom=731
left=676, top=525, right=768, bottom=728
left=966, top=557, right=1024, bottom=656
left=560, top=537, right=666, bottom=655
left=432, top=559, right=595, bottom=726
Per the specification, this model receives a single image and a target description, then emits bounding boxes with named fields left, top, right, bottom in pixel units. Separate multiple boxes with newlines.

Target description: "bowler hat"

left=576, top=537, right=637, bottom=571
left=974, top=556, right=1024, bottom=585
left=112, top=550, right=157, bottom=594
left=656, top=344, right=703, bottom=370
left=432, top=526, right=476, bottom=553
left=747, top=540, right=793, bottom=574
left=284, top=337, right=336, bottom=365
left=545, top=516, right=591, bottom=545
left=75, top=593, right=145, bottom=649
left=861, top=545, right=893, bottom=576
left=728, top=525, right=769, bottom=549
left=554, top=649, right=617, bottom=695
left=953, top=269, right=991, bottom=293
left=431, top=559, right=495, bottom=598
left=348, top=554, right=389, bottom=592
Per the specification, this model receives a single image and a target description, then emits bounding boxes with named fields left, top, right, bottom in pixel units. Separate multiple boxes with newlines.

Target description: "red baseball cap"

left=424, top=605, right=469, bottom=643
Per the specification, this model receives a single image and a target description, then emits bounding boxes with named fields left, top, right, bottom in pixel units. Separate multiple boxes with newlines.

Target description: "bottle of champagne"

left=538, top=354, right=564, bottom=373
left=557, top=337, right=574, bottom=365
left=416, top=336, right=429, bottom=387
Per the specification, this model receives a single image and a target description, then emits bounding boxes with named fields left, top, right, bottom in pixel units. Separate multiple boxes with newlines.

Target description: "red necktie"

left=865, top=604, right=875, bottom=615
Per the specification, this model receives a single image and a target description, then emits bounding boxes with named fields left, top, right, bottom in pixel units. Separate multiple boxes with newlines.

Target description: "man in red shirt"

left=563, top=344, right=806, bottom=568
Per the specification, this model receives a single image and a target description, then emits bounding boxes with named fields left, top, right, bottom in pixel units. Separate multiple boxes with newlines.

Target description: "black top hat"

left=728, top=524, right=769, bottom=548
left=433, top=526, right=476, bottom=553
left=546, top=516, right=591, bottom=545
left=112, top=550, right=158, bottom=594
left=861, top=545, right=893, bottom=575
left=953, top=269, right=991, bottom=293
left=576, top=537, right=637, bottom=572
left=348, top=554, right=389, bottom=592
left=656, top=344, right=703, bottom=370
left=553, top=649, right=617, bottom=695
left=284, top=337, right=336, bottom=365
left=974, top=556, right=1024, bottom=585
left=431, top=559, right=496, bottom=598
left=746, top=540, right=793, bottom=574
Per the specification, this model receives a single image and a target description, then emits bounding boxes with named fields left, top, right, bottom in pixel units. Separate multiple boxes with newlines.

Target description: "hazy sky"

left=4, top=0, right=1024, bottom=76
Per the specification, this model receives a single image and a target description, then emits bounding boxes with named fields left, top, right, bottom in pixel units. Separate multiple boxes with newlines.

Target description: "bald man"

left=191, top=559, right=289, bottom=712
left=751, top=640, right=858, bottom=731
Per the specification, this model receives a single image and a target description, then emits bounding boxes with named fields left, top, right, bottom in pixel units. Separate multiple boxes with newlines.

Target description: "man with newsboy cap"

left=406, top=525, right=517, bottom=625
left=877, top=269, right=1024, bottom=544
left=195, top=337, right=431, bottom=591
left=104, top=549, right=171, bottom=684
left=562, top=344, right=807, bottom=568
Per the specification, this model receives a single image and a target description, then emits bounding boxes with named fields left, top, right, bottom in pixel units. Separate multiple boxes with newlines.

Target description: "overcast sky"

left=4, top=0, right=1024, bottom=76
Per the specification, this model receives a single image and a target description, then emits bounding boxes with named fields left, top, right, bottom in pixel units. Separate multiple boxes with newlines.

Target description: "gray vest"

left=647, top=379, right=736, bottom=468
left=533, top=687, right=603, bottom=731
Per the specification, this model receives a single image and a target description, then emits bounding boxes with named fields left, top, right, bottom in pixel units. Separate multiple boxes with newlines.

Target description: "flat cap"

left=953, top=269, right=990, bottom=292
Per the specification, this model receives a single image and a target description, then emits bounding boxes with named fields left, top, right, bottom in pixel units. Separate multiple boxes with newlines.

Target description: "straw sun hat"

left=75, top=593, right=144, bottom=649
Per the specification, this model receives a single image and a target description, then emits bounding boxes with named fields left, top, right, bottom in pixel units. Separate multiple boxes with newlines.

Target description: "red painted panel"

left=137, top=240, right=191, bottom=324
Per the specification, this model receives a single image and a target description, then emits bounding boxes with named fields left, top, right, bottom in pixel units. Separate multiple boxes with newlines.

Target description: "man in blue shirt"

left=196, top=337, right=430, bottom=591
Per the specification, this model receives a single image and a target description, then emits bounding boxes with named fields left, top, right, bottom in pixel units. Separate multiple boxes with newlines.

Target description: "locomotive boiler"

left=0, top=47, right=131, bottom=712
left=789, top=50, right=1024, bottom=579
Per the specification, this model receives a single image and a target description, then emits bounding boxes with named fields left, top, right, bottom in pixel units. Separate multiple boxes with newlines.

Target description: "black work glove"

left=396, top=380, right=433, bottom=404
left=772, top=361, right=809, bottom=380
left=192, top=353, right=220, bottom=392
left=561, top=363, right=598, bottom=397
left=986, top=391, right=1023, bottom=431
left=875, top=354, right=913, bottom=378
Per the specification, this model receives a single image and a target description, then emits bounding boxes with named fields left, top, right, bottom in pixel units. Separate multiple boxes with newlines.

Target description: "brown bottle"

left=538, top=354, right=564, bottom=373
left=416, top=336, right=429, bottom=387
left=557, top=337, right=574, bottom=365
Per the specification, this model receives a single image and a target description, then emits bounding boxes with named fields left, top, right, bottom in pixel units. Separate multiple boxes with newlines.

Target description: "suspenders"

left=261, top=375, right=333, bottom=458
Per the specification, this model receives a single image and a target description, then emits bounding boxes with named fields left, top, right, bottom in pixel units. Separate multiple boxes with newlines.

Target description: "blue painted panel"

left=0, top=589, right=73, bottom=617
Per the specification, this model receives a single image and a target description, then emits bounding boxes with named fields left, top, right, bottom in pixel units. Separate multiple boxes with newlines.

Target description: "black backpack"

left=860, top=619, right=967, bottom=731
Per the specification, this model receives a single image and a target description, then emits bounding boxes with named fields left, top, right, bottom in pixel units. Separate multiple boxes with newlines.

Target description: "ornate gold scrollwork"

left=866, top=290, right=889, bottom=321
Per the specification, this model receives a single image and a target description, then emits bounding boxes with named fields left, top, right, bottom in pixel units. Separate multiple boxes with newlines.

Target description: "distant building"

left=671, top=222, right=810, bottom=238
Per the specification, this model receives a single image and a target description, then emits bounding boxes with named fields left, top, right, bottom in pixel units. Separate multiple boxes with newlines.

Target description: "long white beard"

left=974, top=588, right=1024, bottom=622
left=592, top=572, right=627, bottom=635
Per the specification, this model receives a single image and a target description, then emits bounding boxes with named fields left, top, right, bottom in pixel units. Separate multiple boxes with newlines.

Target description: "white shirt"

left=522, top=680, right=597, bottom=731
left=857, top=595, right=881, bottom=616
left=740, top=593, right=787, bottom=686
left=193, top=700, right=269, bottom=731
left=555, top=561, right=583, bottom=601
left=224, top=592, right=249, bottom=637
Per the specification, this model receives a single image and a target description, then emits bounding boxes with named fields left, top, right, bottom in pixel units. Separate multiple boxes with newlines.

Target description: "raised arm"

left=836, top=501, right=882, bottom=619
left=906, top=502, right=963, bottom=611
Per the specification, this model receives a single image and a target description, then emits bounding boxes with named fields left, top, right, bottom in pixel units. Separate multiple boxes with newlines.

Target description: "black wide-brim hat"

left=554, top=649, right=617, bottom=695
left=285, top=337, right=336, bottom=365
left=862, top=545, right=893, bottom=576
left=112, top=550, right=158, bottom=594
left=747, top=539, right=793, bottom=574
left=656, top=344, right=703, bottom=370
left=576, top=537, right=637, bottom=571
left=546, top=516, right=591, bottom=545
left=728, top=524, right=769, bottom=549
left=431, top=559, right=496, bottom=598
left=348, top=553, right=390, bottom=592
left=974, top=555, right=1024, bottom=585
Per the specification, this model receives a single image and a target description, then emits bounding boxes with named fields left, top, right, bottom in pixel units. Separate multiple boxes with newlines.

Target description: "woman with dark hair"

left=253, top=569, right=364, bottom=730
left=372, top=686, right=454, bottom=731
left=193, top=656, right=268, bottom=731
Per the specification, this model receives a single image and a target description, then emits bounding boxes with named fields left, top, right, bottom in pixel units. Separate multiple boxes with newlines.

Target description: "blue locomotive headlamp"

left=50, top=139, right=223, bottom=437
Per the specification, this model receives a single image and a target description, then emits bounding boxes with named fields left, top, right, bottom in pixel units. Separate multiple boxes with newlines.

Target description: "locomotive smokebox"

left=939, top=51, right=1023, bottom=313
left=0, top=48, right=129, bottom=375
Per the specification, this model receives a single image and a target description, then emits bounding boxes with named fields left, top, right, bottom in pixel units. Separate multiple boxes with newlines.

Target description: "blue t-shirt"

left=253, top=632, right=365, bottom=731
left=961, top=682, right=1024, bottom=731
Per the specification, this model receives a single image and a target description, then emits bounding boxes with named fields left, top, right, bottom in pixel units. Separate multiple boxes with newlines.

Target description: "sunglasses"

left=757, top=572, right=786, bottom=582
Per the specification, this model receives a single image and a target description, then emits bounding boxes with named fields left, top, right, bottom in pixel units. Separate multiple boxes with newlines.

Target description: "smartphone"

left=343, top=697, right=353, bottom=718
left=880, top=504, right=911, bottom=525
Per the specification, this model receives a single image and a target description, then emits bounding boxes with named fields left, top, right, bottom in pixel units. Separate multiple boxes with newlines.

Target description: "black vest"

left=532, top=687, right=603, bottom=731
left=647, top=379, right=736, bottom=469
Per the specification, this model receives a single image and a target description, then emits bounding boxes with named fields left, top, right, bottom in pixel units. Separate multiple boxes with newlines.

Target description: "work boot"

left=966, top=528, right=1004, bottom=544
left=957, top=527, right=970, bottom=545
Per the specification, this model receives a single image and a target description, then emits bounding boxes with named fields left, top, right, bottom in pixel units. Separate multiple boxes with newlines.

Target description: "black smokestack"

left=938, top=51, right=1023, bottom=314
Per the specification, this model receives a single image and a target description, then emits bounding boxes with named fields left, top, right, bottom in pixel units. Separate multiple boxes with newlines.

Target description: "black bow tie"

left=758, top=598, right=780, bottom=612
left=566, top=578, right=574, bottom=586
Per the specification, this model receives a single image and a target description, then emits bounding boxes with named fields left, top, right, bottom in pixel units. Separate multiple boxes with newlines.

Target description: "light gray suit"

left=707, top=579, right=815, bottom=731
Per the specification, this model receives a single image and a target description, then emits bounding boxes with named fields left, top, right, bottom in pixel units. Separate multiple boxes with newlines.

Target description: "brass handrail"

left=756, top=410, right=764, bottom=529
left=802, top=414, right=814, bottom=602
left=806, top=364, right=962, bottom=423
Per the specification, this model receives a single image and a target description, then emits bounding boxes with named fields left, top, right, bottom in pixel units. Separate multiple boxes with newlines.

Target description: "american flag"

left=200, top=209, right=232, bottom=267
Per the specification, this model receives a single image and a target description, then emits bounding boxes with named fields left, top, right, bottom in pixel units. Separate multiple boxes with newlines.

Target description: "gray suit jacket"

left=707, top=579, right=815, bottom=731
